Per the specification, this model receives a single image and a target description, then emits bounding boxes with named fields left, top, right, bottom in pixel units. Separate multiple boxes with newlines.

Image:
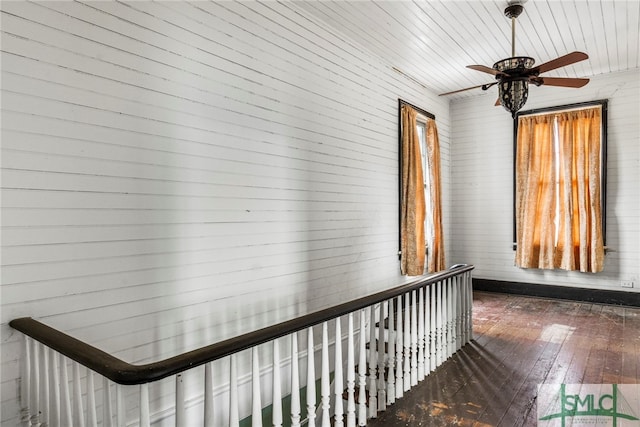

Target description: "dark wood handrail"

left=10, top=264, right=474, bottom=385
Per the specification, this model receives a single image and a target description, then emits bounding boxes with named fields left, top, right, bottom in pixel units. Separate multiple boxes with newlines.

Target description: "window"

left=513, top=100, right=608, bottom=272
left=398, top=100, right=445, bottom=275
left=416, top=119, right=434, bottom=251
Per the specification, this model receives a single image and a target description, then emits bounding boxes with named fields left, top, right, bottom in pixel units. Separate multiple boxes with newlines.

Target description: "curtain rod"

left=399, top=99, right=436, bottom=120
left=516, top=99, right=607, bottom=118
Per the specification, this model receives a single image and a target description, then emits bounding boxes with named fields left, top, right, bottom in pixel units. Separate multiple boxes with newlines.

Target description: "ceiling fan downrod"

left=505, top=4, right=524, bottom=57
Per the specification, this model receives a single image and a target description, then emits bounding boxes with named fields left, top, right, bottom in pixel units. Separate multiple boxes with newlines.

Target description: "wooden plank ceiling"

left=296, top=0, right=640, bottom=99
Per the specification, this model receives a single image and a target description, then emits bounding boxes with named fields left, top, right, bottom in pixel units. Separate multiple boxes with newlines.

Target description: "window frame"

left=397, top=99, right=435, bottom=259
left=512, top=99, right=609, bottom=250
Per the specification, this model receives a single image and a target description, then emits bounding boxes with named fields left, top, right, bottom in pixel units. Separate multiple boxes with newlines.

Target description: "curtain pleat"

left=400, top=105, right=426, bottom=276
left=555, top=108, right=604, bottom=272
left=515, top=107, right=604, bottom=272
left=515, top=114, right=556, bottom=269
left=426, top=119, right=446, bottom=272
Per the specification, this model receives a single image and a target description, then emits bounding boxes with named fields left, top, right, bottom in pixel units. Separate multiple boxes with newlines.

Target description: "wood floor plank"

left=441, top=296, right=555, bottom=425
left=365, top=292, right=640, bottom=427
left=471, top=297, right=559, bottom=426
left=536, top=301, right=591, bottom=385
left=620, top=307, right=640, bottom=384
left=600, top=305, right=625, bottom=384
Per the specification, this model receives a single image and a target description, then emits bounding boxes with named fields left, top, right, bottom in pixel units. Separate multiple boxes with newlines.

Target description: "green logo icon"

left=539, top=384, right=639, bottom=426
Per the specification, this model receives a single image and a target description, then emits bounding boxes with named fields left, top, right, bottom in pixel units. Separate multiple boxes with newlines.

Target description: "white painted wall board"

left=0, top=1, right=449, bottom=424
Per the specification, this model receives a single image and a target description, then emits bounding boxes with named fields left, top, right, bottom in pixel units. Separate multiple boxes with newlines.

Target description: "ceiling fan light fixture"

left=499, top=78, right=529, bottom=117
left=493, top=56, right=535, bottom=73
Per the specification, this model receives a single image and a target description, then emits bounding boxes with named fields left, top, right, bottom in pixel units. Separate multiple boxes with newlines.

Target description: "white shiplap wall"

left=0, top=1, right=451, bottom=424
left=450, top=68, right=640, bottom=292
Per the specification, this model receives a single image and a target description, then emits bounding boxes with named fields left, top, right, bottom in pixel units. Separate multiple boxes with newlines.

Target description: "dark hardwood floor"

left=366, top=291, right=640, bottom=426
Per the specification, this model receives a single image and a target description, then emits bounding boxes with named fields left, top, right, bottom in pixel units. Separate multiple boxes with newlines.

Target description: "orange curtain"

left=555, top=107, right=604, bottom=272
left=515, top=114, right=557, bottom=269
left=426, top=119, right=446, bottom=272
left=515, top=107, right=604, bottom=272
left=400, top=105, right=426, bottom=275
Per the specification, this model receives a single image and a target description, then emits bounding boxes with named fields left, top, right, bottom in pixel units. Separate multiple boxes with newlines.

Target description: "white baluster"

left=467, top=272, right=473, bottom=344
left=469, top=272, right=474, bottom=343
left=204, top=362, right=214, bottom=427
left=424, top=285, right=431, bottom=376
left=442, top=280, right=447, bottom=363
left=230, top=354, right=239, bottom=427
left=346, top=314, right=356, bottom=427
left=418, top=288, right=427, bottom=381
left=463, top=274, right=469, bottom=345
left=462, top=273, right=468, bottom=345
left=459, top=275, right=464, bottom=346
left=49, top=349, right=60, bottom=427
left=441, top=280, right=447, bottom=360
left=386, top=300, right=395, bottom=406
left=447, top=277, right=455, bottom=358
left=140, top=383, right=150, bottom=427
left=357, top=310, right=366, bottom=427
left=430, top=285, right=437, bottom=372
left=86, top=371, right=97, bottom=427
left=410, top=290, right=418, bottom=386
left=333, top=319, right=344, bottom=427
left=176, top=374, right=185, bottom=427
left=463, top=273, right=468, bottom=343
left=376, top=301, right=386, bottom=412
left=252, top=347, right=262, bottom=427
left=452, top=276, right=462, bottom=351
left=450, top=277, right=457, bottom=352
left=443, top=279, right=449, bottom=359
left=451, top=278, right=457, bottom=354
left=461, top=272, right=473, bottom=344
left=306, top=327, right=316, bottom=427
left=40, top=343, right=50, bottom=426
left=20, top=337, right=31, bottom=423
left=116, top=384, right=125, bottom=427
left=450, top=277, right=455, bottom=353
left=60, top=356, right=72, bottom=426
left=290, top=333, right=301, bottom=427
left=436, top=281, right=443, bottom=366
left=273, top=339, right=283, bottom=427
left=418, top=287, right=425, bottom=381
left=444, top=279, right=449, bottom=358
left=103, top=377, right=113, bottom=427
left=367, top=306, right=377, bottom=418
left=321, top=322, right=330, bottom=427
left=395, top=296, right=403, bottom=400
left=460, top=275, right=464, bottom=344
left=30, top=340, right=40, bottom=427
left=73, top=362, right=85, bottom=427
left=403, top=292, right=410, bottom=392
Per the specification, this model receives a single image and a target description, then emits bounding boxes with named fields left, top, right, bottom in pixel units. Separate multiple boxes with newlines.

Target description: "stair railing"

left=10, top=264, right=474, bottom=427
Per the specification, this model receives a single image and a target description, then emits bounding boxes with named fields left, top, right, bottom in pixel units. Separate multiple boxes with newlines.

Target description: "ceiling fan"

left=440, top=2, right=590, bottom=117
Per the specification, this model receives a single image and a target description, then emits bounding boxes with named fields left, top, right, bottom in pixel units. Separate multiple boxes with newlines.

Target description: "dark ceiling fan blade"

left=533, top=51, right=588, bottom=74
left=439, top=82, right=496, bottom=96
left=467, top=65, right=509, bottom=76
left=533, top=76, right=590, bottom=88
